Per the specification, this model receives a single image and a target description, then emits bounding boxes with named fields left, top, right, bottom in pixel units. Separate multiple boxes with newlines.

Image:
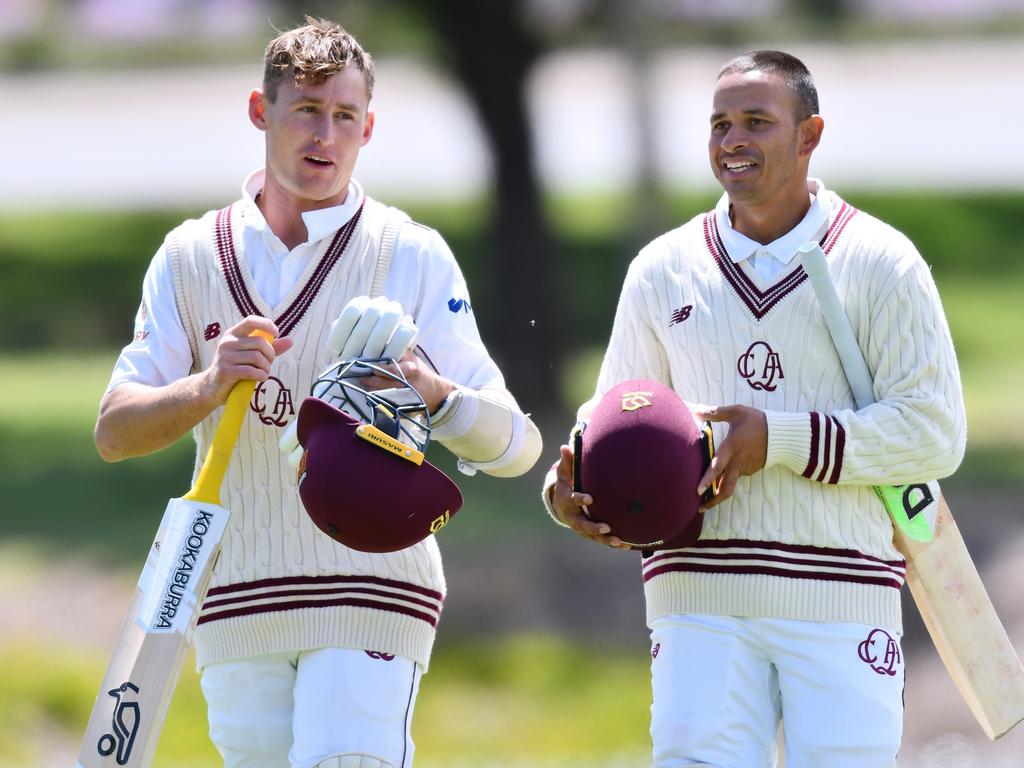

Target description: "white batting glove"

left=283, top=297, right=418, bottom=471
left=280, top=379, right=344, bottom=470
left=326, top=296, right=418, bottom=361
left=279, top=419, right=304, bottom=470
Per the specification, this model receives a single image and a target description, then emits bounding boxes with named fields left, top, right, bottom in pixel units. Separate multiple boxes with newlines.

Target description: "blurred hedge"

left=1, top=190, right=1021, bottom=353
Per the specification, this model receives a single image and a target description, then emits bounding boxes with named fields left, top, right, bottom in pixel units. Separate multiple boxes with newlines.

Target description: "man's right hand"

left=201, top=316, right=293, bottom=406
left=550, top=444, right=629, bottom=549
left=95, top=316, right=293, bottom=462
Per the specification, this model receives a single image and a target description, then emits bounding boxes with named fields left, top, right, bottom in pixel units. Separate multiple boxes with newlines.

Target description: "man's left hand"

left=360, top=351, right=456, bottom=415
left=327, top=296, right=419, bottom=361
left=693, top=404, right=767, bottom=511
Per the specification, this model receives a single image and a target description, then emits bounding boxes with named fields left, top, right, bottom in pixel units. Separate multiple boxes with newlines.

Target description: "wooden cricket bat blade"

left=897, top=494, right=1024, bottom=739
left=798, top=241, right=1023, bottom=738
left=76, top=340, right=266, bottom=766
left=74, top=498, right=229, bottom=767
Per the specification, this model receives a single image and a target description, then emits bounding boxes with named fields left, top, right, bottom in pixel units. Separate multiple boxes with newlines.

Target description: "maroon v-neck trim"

left=275, top=202, right=365, bottom=336
left=703, top=201, right=858, bottom=320
left=215, top=205, right=260, bottom=318
left=213, top=202, right=365, bottom=336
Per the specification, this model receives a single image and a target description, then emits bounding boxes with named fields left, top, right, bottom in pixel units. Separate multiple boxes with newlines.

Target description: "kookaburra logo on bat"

left=97, top=681, right=141, bottom=765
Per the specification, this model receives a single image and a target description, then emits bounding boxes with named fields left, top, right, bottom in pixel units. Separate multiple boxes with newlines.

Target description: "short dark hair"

left=263, top=16, right=375, bottom=103
left=718, top=50, right=819, bottom=119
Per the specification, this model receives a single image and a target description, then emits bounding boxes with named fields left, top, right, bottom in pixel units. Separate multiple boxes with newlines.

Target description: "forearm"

left=766, top=258, right=966, bottom=486
left=766, top=400, right=966, bottom=487
left=95, top=375, right=217, bottom=462
left=431, top=386, right=542, bottom=477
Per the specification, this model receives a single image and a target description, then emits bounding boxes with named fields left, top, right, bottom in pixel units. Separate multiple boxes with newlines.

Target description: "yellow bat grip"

left=183, top=330, right=274, bottom=505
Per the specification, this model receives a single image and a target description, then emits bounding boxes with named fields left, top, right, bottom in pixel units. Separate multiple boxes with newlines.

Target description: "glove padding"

left=327, top=296, right=418, bottom=361
left=279, top=419, right=304, bottom=469
left=282, top=297, right=418, bottom=470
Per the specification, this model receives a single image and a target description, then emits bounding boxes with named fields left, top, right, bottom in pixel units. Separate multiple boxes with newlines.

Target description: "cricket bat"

left=799, top=241, right=1024, bottom=739
left=75, top=340, right=268, bottom=767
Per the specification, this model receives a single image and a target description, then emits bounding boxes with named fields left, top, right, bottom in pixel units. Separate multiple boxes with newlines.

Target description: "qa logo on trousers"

left=858, top=628, right=902, bottom=676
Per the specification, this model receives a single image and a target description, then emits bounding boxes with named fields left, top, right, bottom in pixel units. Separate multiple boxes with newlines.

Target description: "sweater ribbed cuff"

left=764, top=410, right=813, bottom=473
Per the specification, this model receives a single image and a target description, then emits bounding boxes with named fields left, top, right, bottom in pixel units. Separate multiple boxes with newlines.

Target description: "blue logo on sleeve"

left=448, top=298, right=472, bottom=314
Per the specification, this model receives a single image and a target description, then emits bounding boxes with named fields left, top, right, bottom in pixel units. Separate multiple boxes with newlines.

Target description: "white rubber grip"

left=797, top=242, right=875, bottom=410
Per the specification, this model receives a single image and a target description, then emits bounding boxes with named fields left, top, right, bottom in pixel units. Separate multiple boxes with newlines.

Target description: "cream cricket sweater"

left=167, top=199, right=443, bottom=670
left=572, top=187, right=966, bottom=634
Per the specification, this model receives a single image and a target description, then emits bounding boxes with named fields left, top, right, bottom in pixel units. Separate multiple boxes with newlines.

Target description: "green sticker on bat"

left=874, top=483, right=935, bottom=543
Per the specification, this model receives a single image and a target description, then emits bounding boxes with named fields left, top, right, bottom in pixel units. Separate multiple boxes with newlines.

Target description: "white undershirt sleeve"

left=106, top=241, right=194, bottom=392
left=383, top=223, right=541, bottom=478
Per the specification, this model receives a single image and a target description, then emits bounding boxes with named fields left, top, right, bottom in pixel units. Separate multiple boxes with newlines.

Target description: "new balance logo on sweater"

left=670, top=305, right=692, bottom=325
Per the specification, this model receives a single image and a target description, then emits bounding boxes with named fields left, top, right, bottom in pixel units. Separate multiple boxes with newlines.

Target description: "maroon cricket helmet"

left=577, top=379, right=708, bottom=550
left=294, top=363, right=463, bottom=553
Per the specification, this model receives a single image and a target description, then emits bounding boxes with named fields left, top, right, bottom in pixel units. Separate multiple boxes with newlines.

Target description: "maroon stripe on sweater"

left=196, top=597, right=439, bottom=627
left=205, top=573, right=444, bottom=601
left=641, top=549, right=905, bottom=577
left=803, top=412, right=821, bottom=479
left=203, top=585, right=442, bottom=613
left=709, top=214, right=808, bottom=300
left=214, top=206, right=260, bottom=318
left=701, top=201, right=859, bottom=322
left=704, top=214, right=808, bottom=320
left=641, top=561, right=903, bottom=589
left=642, top=539, right=905, bottom=568
left=828, top=416, right=846, bottom=484
left=275, top=201, right=365, bottom=336
left=822, top=203, right=858, bottom=254
left=816, top=416, right=834, bottom=483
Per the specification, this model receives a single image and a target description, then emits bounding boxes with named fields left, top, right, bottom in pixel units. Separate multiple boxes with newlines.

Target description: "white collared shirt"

left=241, top=169, right=365, bottom=307
left=714, top=178, right=831, bottom=281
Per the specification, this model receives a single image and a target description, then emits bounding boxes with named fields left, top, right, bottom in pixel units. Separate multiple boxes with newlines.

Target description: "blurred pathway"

left=2, top=37, right=1023, bottom=210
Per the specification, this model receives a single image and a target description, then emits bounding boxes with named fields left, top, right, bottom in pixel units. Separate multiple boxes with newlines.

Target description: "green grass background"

left=1, top=192, right=1022, bottom=765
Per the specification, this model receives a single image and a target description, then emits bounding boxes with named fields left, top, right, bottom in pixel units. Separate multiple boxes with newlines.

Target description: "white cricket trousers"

left=650, top=614, right=904, bottom=768
left=200, top=647, right=422, bottom=768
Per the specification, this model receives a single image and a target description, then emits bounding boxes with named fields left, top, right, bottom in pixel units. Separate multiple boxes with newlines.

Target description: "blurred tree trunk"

left=276, top=0, right=565, bottom=416
left=609, top=0, right=665, bottom=254
left=411, top=0, right=563, bottom=418
left=791, top=0, right=849, bottom=22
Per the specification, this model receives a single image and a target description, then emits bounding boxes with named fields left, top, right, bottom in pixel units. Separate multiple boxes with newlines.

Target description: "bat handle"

left=184, top=330, right=275, bottom=505
left=798, top=242, right=875, bottom=410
